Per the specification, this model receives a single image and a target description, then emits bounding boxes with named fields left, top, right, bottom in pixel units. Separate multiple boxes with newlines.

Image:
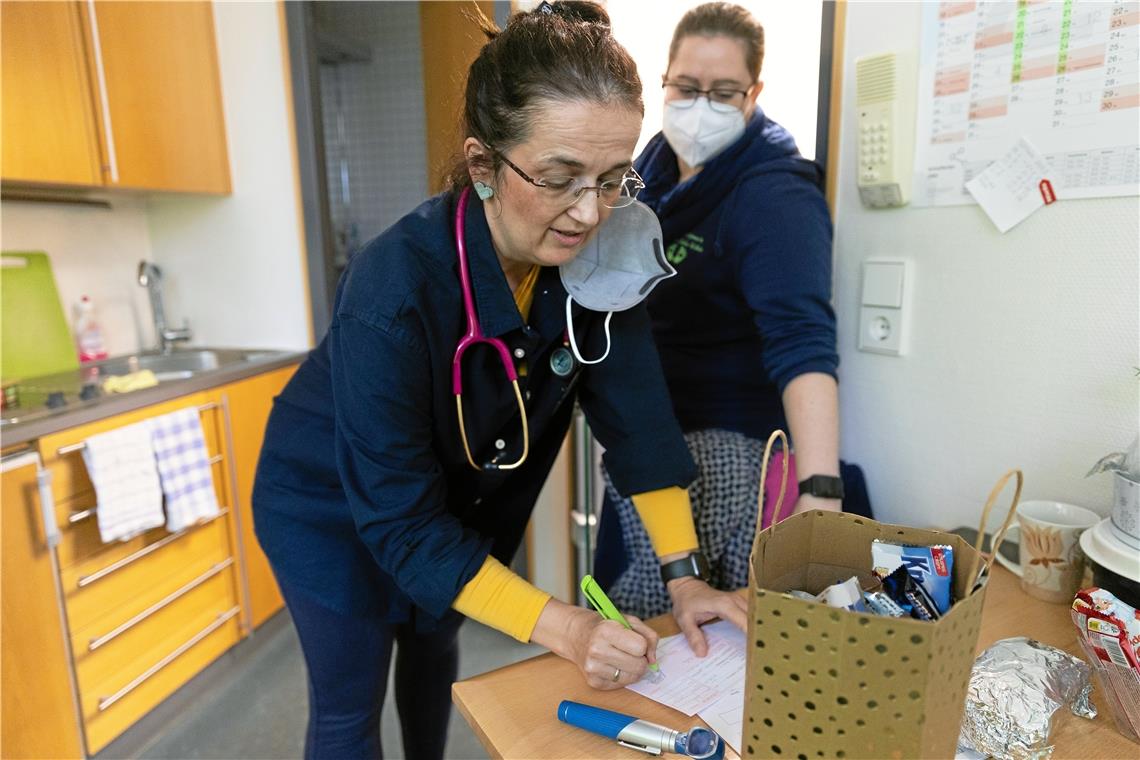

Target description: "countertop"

left=453, top=566, right=1138, bottom=759
left=0, top=349, right=306, bottom=446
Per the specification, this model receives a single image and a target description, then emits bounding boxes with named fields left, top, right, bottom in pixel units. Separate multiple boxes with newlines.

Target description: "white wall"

left=147, top=1, right=311, bottom=352
left=0, top=198, right=155, bottom=356
left=835, top=3, right=1139, bottom=532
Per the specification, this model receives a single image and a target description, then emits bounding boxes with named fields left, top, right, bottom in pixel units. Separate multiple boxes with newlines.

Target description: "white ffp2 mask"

left=662, top=98, right=746, bottom=168
left=559, top=200, right=675, bottom=365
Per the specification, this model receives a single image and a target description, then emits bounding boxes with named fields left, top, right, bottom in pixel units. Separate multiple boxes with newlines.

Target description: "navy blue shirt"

left=634, top=106, right=838, bottom=442
left=252, top=191, right=696, bottom=624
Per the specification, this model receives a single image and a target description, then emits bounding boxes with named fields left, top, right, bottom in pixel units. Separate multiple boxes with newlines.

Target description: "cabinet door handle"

left=56, top=403, right=221, bottom=457
left=76, top=509, right=229, bottom=588
left=88, top=558, right=234, bottom=652
left=36, top=467, right=62, bottom=549
left=97, top=606, right=239, bottom=712
left=85, top=0, right=119, bottom=183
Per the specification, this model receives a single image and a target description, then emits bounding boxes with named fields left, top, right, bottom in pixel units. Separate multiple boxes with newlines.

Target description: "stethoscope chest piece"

left=549, top=347, right=576, bottom=377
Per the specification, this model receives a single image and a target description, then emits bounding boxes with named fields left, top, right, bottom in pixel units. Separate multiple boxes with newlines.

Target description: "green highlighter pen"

left=580, top=574, right=665, bottom=683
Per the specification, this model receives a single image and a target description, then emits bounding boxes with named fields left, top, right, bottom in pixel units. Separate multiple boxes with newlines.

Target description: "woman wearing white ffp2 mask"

left=592, top=3, right=865, bottom=625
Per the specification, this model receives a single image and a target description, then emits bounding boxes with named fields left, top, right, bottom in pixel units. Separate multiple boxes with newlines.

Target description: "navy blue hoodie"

left=634, top=105, right=838, bottom=441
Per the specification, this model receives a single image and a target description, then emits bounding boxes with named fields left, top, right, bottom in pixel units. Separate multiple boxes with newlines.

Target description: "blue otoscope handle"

left=557, top=700, right=637, bottom=740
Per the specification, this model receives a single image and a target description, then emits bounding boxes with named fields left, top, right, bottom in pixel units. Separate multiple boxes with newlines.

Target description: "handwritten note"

left=627, top=620, right=747, bottom=717
left=964, top=137, right=1055, bottom=233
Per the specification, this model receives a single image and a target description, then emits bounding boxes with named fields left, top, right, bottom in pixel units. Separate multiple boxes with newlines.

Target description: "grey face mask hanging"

left=558, top=200, right=677, bottom=364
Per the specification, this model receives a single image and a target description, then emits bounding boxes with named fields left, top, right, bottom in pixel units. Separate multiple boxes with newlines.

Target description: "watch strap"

left=660, top=552, right=710, bottom=585
left=798, top=474, right=845, bottom=500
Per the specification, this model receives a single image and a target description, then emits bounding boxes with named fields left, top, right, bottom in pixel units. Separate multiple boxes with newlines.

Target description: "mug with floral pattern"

left=996, top=500, right=1100, bottom=603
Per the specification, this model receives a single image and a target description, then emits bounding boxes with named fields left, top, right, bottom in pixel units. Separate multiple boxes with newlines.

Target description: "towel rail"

left=97, top=606, right=240, bottom=712
left=55, top=401, right=220, bottom=456
left=65, top=455, right=224, bottom=524
left=75, top=509, right=229, bottom=588
left=88, top=558, right=235, bottom=652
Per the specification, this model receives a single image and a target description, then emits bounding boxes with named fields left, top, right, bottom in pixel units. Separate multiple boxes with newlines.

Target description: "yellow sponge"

left=102, top=370, right=159, bottom=394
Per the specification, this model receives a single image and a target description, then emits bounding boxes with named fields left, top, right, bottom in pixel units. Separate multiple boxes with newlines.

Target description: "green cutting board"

left=1, top=251, right=79, bottom=382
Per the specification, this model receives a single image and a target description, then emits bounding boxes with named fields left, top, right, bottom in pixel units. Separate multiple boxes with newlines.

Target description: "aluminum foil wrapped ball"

left=957, top=637, right=1096, bottom=760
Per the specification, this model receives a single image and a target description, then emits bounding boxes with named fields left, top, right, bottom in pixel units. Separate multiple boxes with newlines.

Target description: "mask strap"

left=564, top=295, right=612, bottom=365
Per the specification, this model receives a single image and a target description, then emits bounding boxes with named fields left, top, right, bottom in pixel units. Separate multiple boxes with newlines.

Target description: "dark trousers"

left=278, top=581, right=462, bottom=760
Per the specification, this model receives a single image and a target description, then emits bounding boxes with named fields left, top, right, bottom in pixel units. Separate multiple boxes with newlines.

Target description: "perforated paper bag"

left=742, top=433, right=1021, bottom=759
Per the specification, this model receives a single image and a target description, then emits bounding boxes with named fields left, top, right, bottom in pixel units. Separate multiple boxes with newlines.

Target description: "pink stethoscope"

left=452, top=186, right=530, bottom=471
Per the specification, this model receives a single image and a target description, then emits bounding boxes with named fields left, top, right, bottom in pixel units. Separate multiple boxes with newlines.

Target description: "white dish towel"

left=149, top=407, right=220, bottom=532
left=83, top=421, right=166, bottom=543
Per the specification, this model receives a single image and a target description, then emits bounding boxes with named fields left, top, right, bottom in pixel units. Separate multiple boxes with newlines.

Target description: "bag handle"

left=967, top=468, right=1024, bottom=586
left=750, top=429, right=791, bottom=568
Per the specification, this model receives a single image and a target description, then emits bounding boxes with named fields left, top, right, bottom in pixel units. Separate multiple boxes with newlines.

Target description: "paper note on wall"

left=627, top=620, right=747, bottom=717
left=965, top=138, right=1056, bottom=233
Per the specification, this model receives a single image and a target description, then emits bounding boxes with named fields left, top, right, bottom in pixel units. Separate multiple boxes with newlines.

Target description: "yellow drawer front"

left=80, top=609, right=241, bottom=754
left=53, top=453, right=231, bottom=570
left=38, top=392, right=217, bottom=513
left=61, top=515, right=231, bottom=633
left=72, top=564, right=238, bottom=691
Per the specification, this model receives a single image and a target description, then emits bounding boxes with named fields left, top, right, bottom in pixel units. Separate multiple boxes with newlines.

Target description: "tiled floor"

left=102, top=612, right=543, bottom=760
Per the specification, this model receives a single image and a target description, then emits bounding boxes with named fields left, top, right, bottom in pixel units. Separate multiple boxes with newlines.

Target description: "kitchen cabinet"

left=0, top=449, right=85, bottom=760
left=38, top=390, right=243, bottom=754
left=0, top=362, right=297, bottom=757
left=1, top=0, right=231, bottom=194
left=0, top=1, right=103, bottom=186
left=219, top=365, right=298, bottom=628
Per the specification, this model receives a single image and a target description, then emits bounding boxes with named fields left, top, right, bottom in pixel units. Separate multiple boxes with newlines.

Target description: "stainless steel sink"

left=93, top=348, right=277, bottom=381
left=97, top=349, right=223, bottom=382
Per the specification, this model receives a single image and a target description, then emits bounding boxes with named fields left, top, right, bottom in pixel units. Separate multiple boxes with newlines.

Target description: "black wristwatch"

left=798, top=474, right=845, bottom=500
left=660, top=551, right=710, bottom=585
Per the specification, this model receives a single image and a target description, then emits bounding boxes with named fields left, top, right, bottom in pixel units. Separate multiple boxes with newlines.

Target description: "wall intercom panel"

left=855, top=52, right=915, bottom=209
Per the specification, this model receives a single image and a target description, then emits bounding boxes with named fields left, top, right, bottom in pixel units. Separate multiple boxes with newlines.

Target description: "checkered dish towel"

left=83, top=421, right=166, bottom=543
left=149, top=407, right=220, bottom=532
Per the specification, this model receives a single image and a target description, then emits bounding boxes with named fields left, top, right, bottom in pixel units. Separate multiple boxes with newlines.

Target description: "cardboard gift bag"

left=742, top=432, right=1021, bottom=759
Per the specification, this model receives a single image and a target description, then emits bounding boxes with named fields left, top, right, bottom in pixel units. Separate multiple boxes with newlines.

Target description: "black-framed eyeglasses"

left=662, top=81, right=751, bottom=113
left=495, top=151, right=645, bottom=209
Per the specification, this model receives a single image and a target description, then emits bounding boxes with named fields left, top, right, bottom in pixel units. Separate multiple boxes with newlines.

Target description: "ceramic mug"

left=995, top=500, right=1099, bottom=603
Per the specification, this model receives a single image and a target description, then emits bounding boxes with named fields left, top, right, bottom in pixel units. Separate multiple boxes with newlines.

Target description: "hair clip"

left=537, top=1, right=554, bottom=14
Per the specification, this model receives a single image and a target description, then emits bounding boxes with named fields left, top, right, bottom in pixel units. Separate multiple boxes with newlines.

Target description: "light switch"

left=858, top=259, right=910, bottom=356
left=862, top=261, right=905, bottom=308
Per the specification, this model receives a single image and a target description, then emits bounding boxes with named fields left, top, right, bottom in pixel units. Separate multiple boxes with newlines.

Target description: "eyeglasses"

left=662, top=81, right=751, bottom=113
left=495, top=151, right=645, bottom=209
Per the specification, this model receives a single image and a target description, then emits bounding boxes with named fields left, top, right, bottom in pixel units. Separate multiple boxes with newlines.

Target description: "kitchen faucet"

left=137, top=260, right=192, bottom=354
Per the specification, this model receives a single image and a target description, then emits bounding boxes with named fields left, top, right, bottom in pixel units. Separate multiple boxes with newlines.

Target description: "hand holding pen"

left=580, top=575, right=665, bottom=686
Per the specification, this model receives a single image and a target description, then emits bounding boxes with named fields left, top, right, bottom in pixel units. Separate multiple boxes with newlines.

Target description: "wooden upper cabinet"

left=89, top=0, right=231, bottom=194
left=1, top=1, right=103, bottom=186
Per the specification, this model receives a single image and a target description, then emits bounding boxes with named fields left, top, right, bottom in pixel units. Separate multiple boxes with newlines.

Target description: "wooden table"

left=452, top=566, right=1139, bottom=759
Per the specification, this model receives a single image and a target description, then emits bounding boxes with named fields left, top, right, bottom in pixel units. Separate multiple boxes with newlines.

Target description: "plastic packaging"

left=74, top=295, right=108, bottom=363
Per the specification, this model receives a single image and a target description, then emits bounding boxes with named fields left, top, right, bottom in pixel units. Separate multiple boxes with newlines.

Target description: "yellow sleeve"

left=631, top=486, right=699, bottom=558
left=452, top=556, right=552, bottom=643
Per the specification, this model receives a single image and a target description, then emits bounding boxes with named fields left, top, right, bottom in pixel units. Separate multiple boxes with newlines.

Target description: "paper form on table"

left=965, top=137, right=1055, bottom=233
left=627, top=619, right=746, bottom=717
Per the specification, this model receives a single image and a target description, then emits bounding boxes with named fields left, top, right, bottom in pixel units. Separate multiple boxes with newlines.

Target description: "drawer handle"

left=66, top=455, right=223, bottom=525
left=88, top=558, right=235, bottom=652
left=55, top=402, right=220, bottom=456
left=76, top=509, right=229, bottom=588
left=97, top=606, right=240, bottom=712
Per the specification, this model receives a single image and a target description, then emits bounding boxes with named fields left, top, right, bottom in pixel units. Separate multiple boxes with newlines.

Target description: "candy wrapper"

left=872, top=539, right=955, bottom=614
left=957, top=637, right=1095, bottom=760
left=1071, top=587, right=1140, bottom=740
left=816, top=576, right=867, bottom=612
left=878, top=564, right=941, bottom=621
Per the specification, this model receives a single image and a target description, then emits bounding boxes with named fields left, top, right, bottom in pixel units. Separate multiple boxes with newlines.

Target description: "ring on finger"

left=611, top=667, right=621, bottom=682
